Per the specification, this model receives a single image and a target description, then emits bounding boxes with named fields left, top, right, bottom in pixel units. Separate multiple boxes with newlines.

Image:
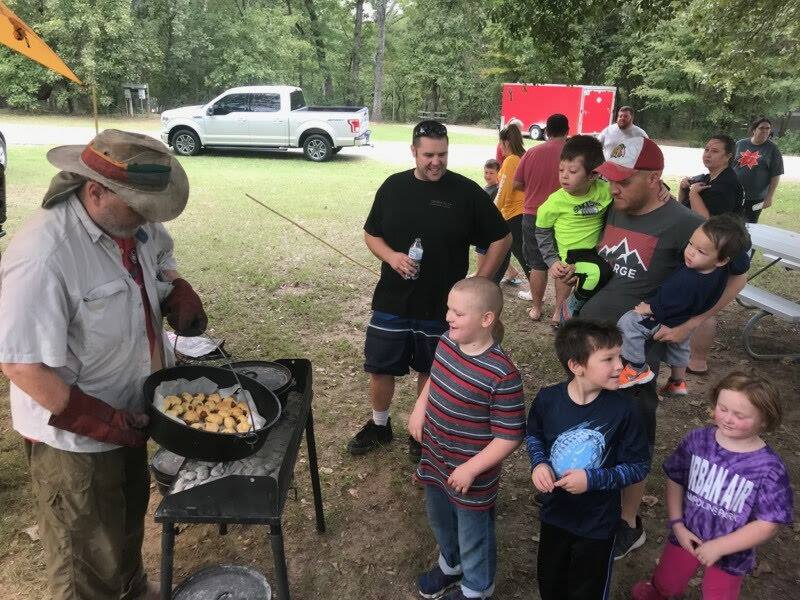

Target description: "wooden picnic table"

left=736, top=223, right=800, bottom=359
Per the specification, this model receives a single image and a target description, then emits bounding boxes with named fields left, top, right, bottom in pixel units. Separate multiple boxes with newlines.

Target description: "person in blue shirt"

left=616, top=214, right=750, bottom=395
left=527, top=319, right=650, bottom=600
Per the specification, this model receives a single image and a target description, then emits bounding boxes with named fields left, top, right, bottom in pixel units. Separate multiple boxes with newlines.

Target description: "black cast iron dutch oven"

left=144, top=365, right=282, bottom=462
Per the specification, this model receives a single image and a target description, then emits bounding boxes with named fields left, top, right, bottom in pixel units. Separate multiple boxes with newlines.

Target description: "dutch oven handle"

left=239, top=430, right=260, bottom=448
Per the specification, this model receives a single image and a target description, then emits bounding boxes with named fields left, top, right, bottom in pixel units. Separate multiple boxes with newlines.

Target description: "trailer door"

left=579, top=88, right=615, bottom=134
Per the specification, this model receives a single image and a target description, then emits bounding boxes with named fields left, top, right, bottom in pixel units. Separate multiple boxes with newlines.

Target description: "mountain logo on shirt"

left=737, top=149, right=760, bottom=170
left=610, top=143, right=627, bottom=159
left=573, top=200, right=602, bottom=215
left=597, top=225, right=658, bottom=278
left=551, top=425, right=606, bottom=478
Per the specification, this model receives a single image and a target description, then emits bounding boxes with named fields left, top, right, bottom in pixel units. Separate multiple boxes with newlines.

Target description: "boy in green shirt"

left=535, top=135, right=613, bottom=325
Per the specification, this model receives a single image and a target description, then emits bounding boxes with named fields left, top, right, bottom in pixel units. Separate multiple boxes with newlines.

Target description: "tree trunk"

left=303, top=0, right=333, bottom=99
left=348, top=0, right=364, bottom=105
left=372, top=0, right=387, bottom=120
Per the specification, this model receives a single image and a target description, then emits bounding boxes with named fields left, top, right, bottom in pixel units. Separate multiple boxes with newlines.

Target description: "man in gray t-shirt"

left=579, top=136, right=748, bottom=561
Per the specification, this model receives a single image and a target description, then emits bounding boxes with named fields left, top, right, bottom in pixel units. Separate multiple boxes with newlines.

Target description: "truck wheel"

left=528, top=125, right=544, bottom=140
left=172, top=128, right=201, bottom=156
left=331, top=146, right=342, bottom=155
left=303, top=134, right=333, bottom=162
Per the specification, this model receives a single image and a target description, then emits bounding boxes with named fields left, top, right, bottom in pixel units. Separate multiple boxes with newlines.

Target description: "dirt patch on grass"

left=1, top=285, right=798, bottom=599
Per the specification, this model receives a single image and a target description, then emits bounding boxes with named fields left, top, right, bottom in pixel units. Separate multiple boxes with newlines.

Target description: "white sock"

left=372, top=409, right=389, bottom=426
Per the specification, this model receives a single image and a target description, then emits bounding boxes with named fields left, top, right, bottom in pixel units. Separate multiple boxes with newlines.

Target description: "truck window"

left=212, top=94, right=250, bottom=115
left=289, top=90, right=306, bottom=111
left=250, top=93, right=281, bottom=113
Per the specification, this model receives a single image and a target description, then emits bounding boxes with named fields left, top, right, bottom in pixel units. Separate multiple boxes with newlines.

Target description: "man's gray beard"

left=97, top=218, right=141, bottom=239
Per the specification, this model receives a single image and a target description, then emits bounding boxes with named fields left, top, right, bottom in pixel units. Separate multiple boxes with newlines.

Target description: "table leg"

left=160, top=522, right=175, bottom=600
left=305, top=406, right=326, bottom=533
left=270, top=523, right=290, bottom=600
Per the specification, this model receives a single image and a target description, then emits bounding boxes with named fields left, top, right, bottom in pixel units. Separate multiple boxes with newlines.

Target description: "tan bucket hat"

left=43, top=129, right=189, bottom=222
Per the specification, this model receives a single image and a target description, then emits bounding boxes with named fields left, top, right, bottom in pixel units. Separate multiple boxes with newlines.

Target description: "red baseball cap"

left=595, top=137, right=664, bottom=181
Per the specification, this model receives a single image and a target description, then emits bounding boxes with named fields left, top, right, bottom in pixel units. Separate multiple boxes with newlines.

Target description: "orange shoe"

left=659, top=379, right=688, bottom=396
left=618, top=364, right=655, bottom=388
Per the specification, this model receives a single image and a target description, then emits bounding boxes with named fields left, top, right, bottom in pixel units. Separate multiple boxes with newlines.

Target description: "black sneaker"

left=613, top=515, right=646, bottom=560
left=417, top=564, right=461, bottom=599
left=408, top=435, right=422, bottom=463
left=347, top=418, right=393, bottom=455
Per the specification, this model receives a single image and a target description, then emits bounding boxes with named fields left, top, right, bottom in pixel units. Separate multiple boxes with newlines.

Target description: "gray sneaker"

left=613, top=516, right=646, bottom=560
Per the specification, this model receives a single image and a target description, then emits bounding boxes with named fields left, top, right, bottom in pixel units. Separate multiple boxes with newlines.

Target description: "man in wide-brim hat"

left=0, top=129, right=207, bottom=599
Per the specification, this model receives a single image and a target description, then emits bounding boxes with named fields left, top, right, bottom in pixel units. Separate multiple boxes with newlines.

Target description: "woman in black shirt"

left=678, top=134, right=744, bottom=218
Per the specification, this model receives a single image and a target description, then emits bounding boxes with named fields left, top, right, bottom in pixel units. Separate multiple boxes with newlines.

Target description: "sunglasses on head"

left=413, top=120, right=448, bottom=139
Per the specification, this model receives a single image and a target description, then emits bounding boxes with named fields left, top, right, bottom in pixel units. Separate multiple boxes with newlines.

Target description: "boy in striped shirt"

left=408, top=277, right=525, bottom=600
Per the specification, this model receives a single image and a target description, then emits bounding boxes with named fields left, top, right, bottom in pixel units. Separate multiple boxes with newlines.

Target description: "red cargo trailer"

left=501, top=83, right=616, bottom=140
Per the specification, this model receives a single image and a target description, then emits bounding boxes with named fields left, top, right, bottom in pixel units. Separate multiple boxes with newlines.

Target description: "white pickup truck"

left=160, top=85, right=370, bottom=162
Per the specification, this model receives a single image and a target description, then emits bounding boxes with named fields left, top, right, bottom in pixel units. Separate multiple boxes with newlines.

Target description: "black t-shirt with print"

left=364, top=169, right=509, bottom=320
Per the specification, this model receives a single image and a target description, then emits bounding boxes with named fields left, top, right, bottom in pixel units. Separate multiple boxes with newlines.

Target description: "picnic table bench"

left=737, top=224, right=800, bottom=360
left=738, top=285, right=800, bottom=359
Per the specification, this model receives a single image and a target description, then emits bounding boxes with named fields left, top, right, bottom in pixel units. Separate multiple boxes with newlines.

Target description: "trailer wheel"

left=303, top=134, right=333, bottom=162
left=529, top=125, right=544, bottom=140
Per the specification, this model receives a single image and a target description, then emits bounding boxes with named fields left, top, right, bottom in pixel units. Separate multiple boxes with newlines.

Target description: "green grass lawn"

left=0, top=144, right=798, bottom=598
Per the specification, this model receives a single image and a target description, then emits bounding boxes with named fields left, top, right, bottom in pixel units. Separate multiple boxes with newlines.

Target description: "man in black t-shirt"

left=348, top=121, right=511, bottom=457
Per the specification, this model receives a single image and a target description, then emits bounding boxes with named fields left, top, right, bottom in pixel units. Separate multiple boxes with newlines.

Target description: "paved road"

left=2, top=120, right=798, bottom=180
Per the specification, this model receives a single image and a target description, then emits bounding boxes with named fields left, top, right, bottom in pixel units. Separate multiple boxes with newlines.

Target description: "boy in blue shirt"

left=617, top=214, right=750, bottom=394
left=527, top=320, right=650, bottom=600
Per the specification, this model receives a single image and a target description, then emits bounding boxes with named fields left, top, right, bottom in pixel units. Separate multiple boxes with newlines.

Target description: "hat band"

left=81, top=144, right=171, bottom=191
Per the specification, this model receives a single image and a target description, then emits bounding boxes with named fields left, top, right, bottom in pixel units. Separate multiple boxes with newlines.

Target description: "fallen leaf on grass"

left=22, top=525, right=39, bottom=541
left=641, top=495, right=659, bottom=507
left=319, top=467, right=334, bottom=475
left=348, top=488, right=359, bottom=497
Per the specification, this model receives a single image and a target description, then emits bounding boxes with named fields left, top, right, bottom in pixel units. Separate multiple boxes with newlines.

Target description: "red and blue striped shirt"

left=416, top=333, right=525, bottom=510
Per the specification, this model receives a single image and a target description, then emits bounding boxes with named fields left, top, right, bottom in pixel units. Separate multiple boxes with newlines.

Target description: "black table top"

left=154, top=358, right=313, bottom=525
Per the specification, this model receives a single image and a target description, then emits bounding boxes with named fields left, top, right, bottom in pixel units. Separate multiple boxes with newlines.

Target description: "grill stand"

left=155, top=359, right=325, bottom=600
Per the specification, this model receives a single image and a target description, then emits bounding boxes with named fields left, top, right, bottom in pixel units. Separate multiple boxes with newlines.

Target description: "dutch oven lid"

left=229, top=361, right=292, bottom=393
left=150, top=448, right=185, bottom=478
left=172, top=564, right=271, bottom=600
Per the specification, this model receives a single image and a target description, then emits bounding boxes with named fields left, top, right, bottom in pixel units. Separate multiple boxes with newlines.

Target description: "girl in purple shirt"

left=633, top=371, right=793, bottom=600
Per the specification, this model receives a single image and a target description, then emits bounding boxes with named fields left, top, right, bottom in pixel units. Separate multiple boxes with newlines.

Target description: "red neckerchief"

left=113, top=236, right=157, bottom=355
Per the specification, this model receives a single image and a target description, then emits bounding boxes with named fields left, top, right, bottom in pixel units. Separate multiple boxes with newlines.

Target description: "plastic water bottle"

left=408, top=237, right=423, bottom=280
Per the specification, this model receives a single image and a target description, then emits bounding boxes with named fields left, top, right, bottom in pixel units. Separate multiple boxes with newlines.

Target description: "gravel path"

left=2, top=120, right=798, bottom=180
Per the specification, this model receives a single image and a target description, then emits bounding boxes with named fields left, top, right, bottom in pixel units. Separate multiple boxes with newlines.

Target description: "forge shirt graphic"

left=597, top=224, right=658, bottom=279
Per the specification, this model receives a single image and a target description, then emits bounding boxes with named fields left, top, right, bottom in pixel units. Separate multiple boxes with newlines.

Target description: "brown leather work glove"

left=48, top=387, right=149, bottom=447
left=161, top=278, right=208, bottom=337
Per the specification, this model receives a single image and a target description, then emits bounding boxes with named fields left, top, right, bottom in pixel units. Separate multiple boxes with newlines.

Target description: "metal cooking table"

left=155, top=358, right=325, bottom=600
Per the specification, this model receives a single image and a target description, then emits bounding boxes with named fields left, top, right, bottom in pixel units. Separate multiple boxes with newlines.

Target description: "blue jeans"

left=425, top=485, right=496, bottom=598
